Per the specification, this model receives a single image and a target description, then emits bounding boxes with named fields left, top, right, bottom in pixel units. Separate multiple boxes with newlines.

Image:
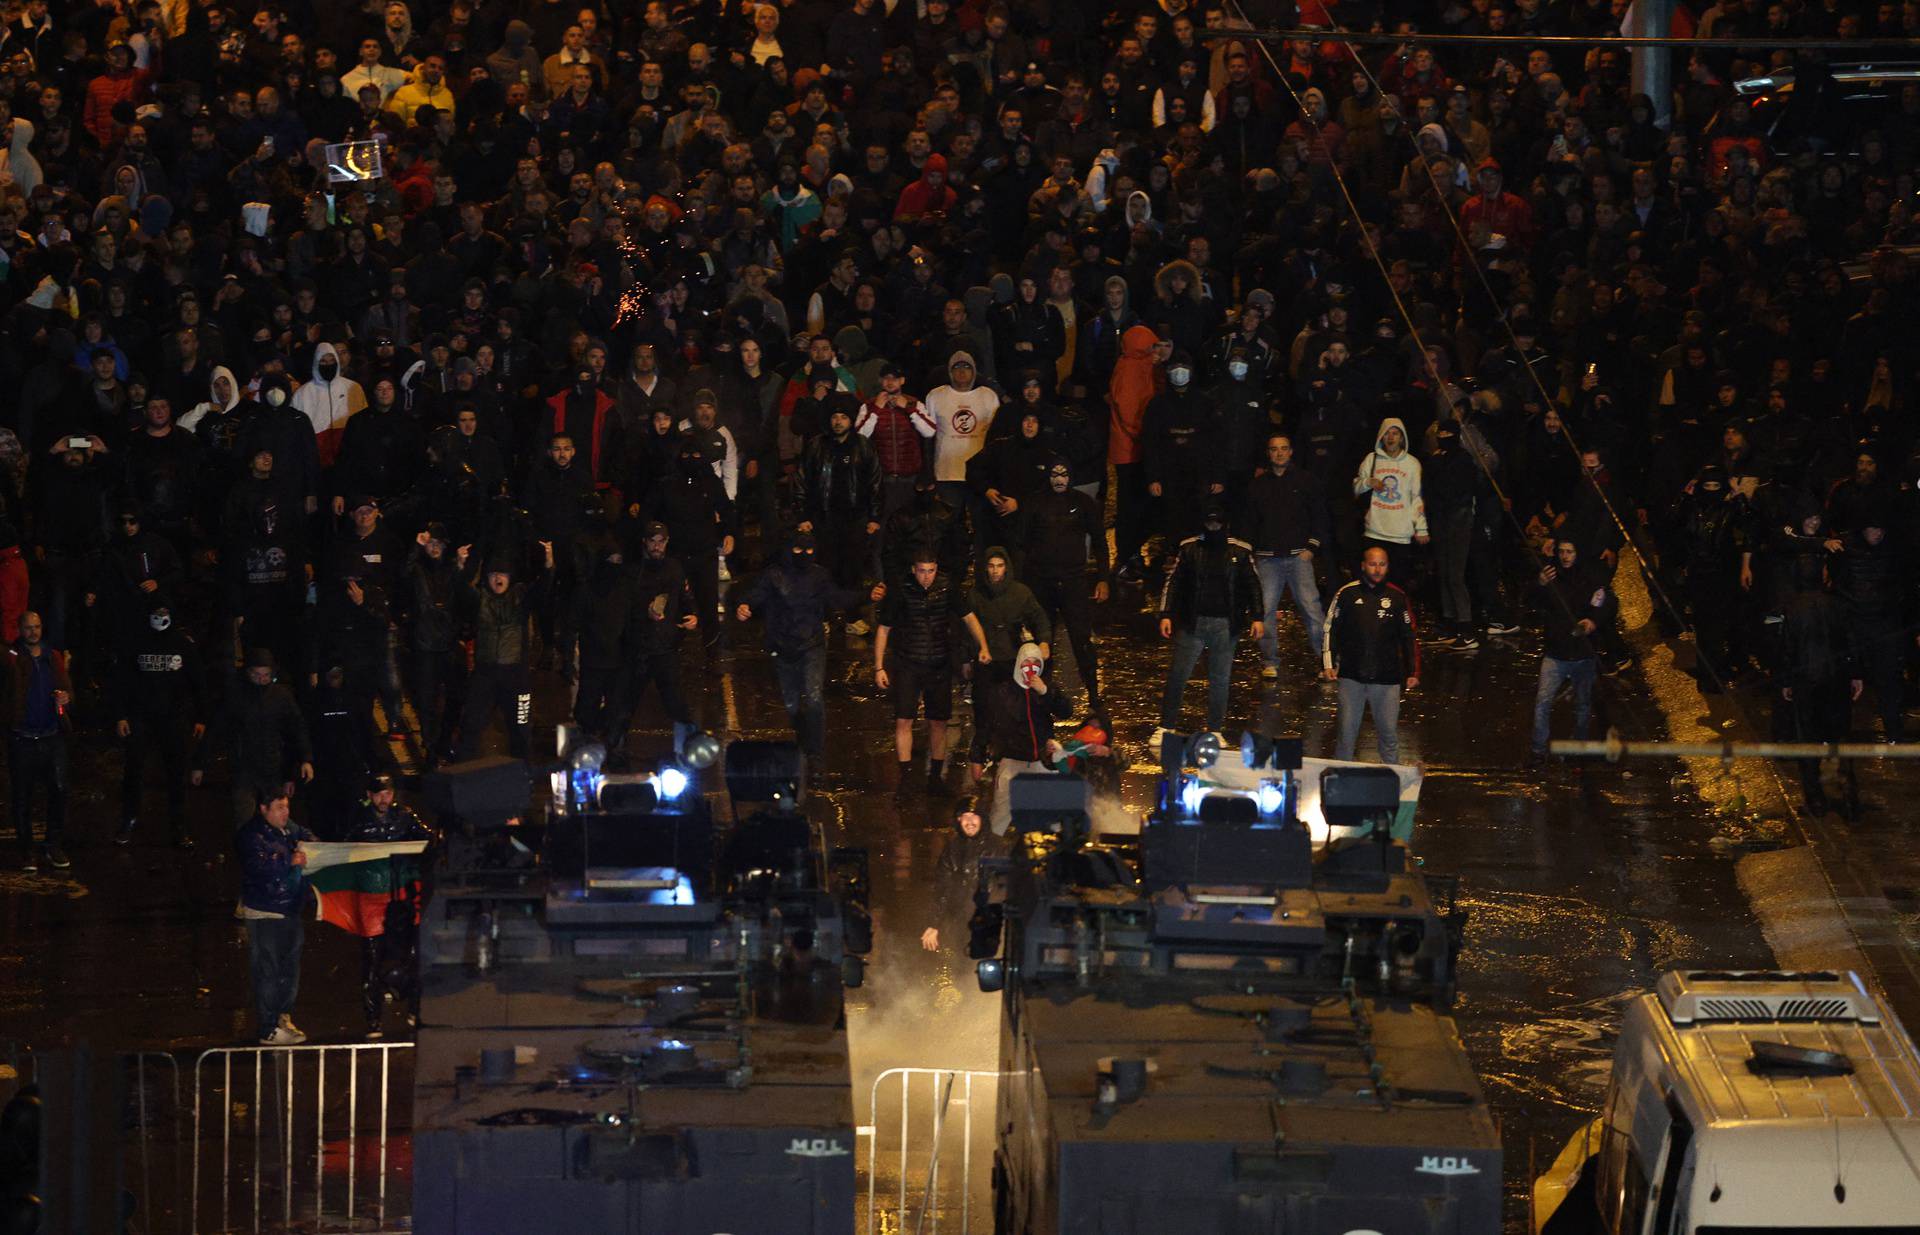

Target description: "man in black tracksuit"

left=793, top=405, right=883, bottom=605
left=573, top=527, right=639, bottom=747
left=1238, top=433, right=1330, bottom=677
left=1142, top=355, right=1222, bottom=554
left=193, top=647, right=315, bottom=825
left=623, top=522, right=700, bottom=754
left=1323, top=545, right=1420, bottom=765
left=114, top=603, right=206, bottom=847
left=454, top=540, right=552, bottom=760
left=1013, top=456, right=1109, bottom=708
left=1156, top=503, right=1263, bottom=737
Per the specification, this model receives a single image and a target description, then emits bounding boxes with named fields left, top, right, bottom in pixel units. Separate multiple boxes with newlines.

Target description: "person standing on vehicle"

left=236, top=788, right=315, bottom=1045
left=1154, top=502, right=1264, bottom=743
left=1324, top=545, right=1420, bottom=763
left=1529, top=540, right=1617, bottom=764
left=1238, top=433, right=1328, bottom=679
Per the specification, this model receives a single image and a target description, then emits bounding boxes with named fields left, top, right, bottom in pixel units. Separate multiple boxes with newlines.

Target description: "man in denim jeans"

left=1529, top=539, right=1617, bottom=764
left=1237, top=434, right=1328, bottom=678
left=1324, top=547, right=1420, bottom=763
left=1154, top=503, right=1263, bottom=744
left=236, top=789, right=315, bottom=1045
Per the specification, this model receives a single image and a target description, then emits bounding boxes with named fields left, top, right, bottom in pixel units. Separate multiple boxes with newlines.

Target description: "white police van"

left=1534, top=970, right=1920, bottom=1235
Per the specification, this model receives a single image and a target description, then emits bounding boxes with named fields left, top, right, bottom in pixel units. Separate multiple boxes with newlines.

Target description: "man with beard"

left=120, top=394, right=201, bottom=554
left=1013, top=456, right=1108, bottom=707
left=193, top=648, right=315, bottom=827
left=113, top=603, right=206, bottom=848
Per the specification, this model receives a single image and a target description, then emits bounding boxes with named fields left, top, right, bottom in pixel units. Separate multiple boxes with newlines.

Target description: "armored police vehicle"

left=969, top=733, right=1500, bottom=1234
left=410, top=736, right=871, bottom=1233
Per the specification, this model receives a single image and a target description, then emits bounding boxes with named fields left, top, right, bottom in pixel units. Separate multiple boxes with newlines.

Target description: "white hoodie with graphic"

left=1353, top=416, right=1428, bottom=544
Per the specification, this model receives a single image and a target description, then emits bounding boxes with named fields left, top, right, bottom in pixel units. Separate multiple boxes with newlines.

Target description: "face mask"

left=266, top=387, right=287, bottom=407
left=1227, top=360, right=1248, bottom=379
left=318, top=359, right=338, bottom=380
left=149, top=612, right=171, bottom=632
left=1168, top=367, right=1191, bottom=387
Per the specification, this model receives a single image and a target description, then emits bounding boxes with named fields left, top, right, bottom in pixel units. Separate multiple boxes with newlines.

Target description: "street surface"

left=2, top=549, right=1911, bottom=1230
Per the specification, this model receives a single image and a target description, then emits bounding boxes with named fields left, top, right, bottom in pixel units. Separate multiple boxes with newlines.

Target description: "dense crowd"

left=0, top=0, right=1913, bottom=896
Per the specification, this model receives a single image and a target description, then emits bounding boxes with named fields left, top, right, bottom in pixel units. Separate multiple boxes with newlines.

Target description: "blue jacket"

left=237, top=815, right=317, bottom=917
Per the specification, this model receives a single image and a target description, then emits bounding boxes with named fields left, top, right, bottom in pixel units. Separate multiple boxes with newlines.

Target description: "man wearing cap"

left=1459, top=158, right=1533, bottom=258
left=194, top=648, right=315, bottom=827
left=855, top=362, right=936, bottom=518
left=735, top=533, right=866, bottom=767
left=1154, top=502, right=1262, bottom=742
left=345, top=772, right=434, bottom=1036
left=923, top=350, right=1000, bottom=531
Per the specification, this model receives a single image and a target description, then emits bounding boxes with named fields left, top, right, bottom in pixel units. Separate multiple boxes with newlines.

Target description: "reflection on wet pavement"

left=0, top=561, right=1874, bottom=1231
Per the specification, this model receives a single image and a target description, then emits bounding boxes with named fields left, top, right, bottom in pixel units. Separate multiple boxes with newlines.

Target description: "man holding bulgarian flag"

left=302, top=772, right=434, bottom=1038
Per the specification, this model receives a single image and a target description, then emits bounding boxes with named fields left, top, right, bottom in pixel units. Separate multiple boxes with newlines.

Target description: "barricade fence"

left=862, top=1067, right=1007, bottom=1235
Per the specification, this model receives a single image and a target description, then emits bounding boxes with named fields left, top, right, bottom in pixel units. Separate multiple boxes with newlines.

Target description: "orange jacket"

left=1106, top=325, right=1162, bottom=466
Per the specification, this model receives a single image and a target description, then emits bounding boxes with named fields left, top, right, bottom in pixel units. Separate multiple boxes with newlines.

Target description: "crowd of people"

left=0, top=0, right=1913, bottom=910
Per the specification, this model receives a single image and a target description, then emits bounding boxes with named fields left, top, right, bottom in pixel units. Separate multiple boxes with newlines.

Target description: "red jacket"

left=856, top=397, right=934, bottom=478
left=0, top=545, right=25, bottom=644
left=548, top=386, right=617, bottom=486
left=84, top=66, right=153, bottom=146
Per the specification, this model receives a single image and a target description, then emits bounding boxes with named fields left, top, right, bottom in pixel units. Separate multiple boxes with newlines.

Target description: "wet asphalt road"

left=0, top=548, right=1879, bottom=1229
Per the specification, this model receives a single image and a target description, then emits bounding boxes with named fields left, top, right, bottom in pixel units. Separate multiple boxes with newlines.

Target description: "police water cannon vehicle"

left=411, top=733, right=872, bottom=1234
left=968, top=732, right=1499, bottom=1234
left=1533, top=969, right=1920, bottom=1235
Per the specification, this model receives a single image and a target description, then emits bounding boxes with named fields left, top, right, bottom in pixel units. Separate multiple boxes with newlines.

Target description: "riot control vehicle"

left=1534, top=969, right=1920, bottom=1234
left=411, top=735, right=872, bottom=1234
left=968, top=733, right=1500, bottom=1234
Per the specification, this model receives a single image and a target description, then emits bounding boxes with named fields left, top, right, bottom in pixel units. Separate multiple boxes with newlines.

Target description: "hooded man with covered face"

left=970, top=641, right=1073, bottom=835
left=735, top=531, right=865, bottom=767
left=290, top=341, right=366, bottom=468
left=1015, top=454, right=1109, bottom=707
left=193, top=647, right=314, bottom=826
left=1154, top=501, right=1263, bottom=744
left=453, top=537, right=554, bottom=761
left=635, top=439, right=735, bottom=651
left=241, top=371, right=322, bottom=516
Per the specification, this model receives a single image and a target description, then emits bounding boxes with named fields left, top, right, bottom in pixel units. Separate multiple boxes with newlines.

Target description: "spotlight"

left=682, top=731, right=721, bottom=770
left=1180, top=779, right=1208, bottom=816
left=1255, top=780, right=1285, bottom=815
left=1191, top=732, right=1221, bottom=768
left=651, top=767, right=689, bottom=800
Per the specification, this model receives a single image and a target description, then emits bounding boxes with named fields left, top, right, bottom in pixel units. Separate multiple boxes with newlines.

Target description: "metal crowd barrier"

left=863, top=1067, right=1007, bottom=1235
left=189, top=1041, right=413, bottom=1234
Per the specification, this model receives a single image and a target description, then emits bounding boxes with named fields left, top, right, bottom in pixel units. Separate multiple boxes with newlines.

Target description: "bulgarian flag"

left=300, top=841, right=430, bottom=938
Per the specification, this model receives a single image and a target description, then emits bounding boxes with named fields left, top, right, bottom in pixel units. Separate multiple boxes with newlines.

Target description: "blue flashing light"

left=652, top=766, right=690, bottom=800
left=1256, top=779, right=1285, bottom=816
left=1179, top=779, right=1208, bottom=816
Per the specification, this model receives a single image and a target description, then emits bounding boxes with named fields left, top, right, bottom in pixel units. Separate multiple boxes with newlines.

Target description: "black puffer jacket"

left=879, top=571, right=971, bottom=665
